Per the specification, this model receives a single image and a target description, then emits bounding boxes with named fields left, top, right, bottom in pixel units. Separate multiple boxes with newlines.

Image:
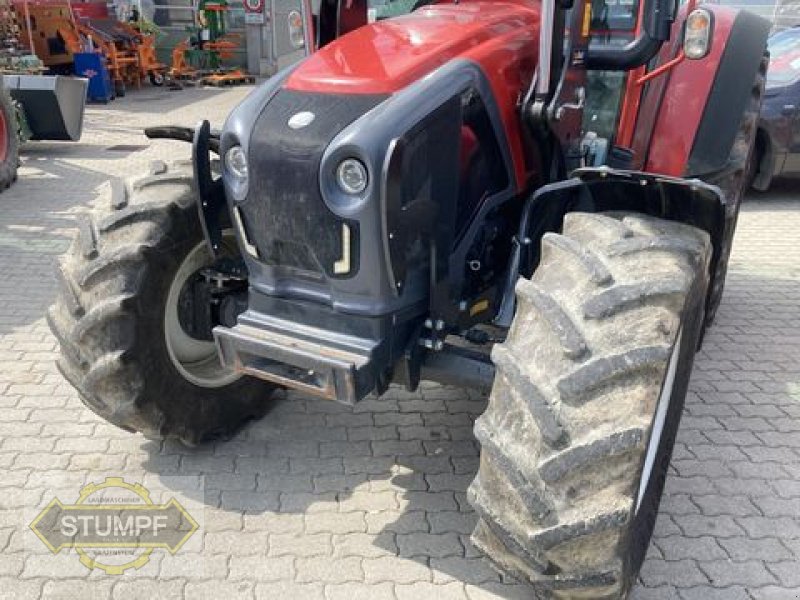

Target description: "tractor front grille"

left=240, top=89, right=385, bottom=277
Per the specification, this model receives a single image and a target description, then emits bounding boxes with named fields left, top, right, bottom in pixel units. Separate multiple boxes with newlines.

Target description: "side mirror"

left=586, top=0, right=677, bottom=70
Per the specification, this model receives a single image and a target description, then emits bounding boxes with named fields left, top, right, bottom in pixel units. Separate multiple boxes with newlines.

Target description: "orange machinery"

left=14, top=0, right=166, bottom=90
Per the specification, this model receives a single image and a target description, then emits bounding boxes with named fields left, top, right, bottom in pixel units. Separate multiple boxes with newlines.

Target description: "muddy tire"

left=0, top=84, right=19, bottom=191
left=468, top=212, right=711, bottom=599
left=47, top=161, right=274, bottom=445
left=702, top=54, right=767, bottom=327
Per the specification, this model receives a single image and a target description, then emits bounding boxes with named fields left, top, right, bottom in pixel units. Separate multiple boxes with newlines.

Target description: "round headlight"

left=336, top=158, right=368, bottom=195
left=225, top=145, right=248, bottom=181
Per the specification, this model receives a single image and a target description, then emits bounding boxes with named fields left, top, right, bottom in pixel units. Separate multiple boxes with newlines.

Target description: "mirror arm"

left=586, top=0, right=676, bottom=70
left=586, top=33, right=662, bottom=70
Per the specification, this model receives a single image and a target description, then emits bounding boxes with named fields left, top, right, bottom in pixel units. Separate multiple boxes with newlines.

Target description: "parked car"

left=751, top=26, right=800, bottom=191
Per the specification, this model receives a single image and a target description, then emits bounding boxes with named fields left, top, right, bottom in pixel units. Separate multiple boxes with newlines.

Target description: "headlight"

left=336, top=158, right=368, bottom=195
left=225, top=145, right=248, bottom=181
left=225, top=145, right=249, bottom=201
left=684, top=9, right=712, bottom=60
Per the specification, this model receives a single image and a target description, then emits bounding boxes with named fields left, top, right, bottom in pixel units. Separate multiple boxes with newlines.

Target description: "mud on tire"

left=48, top=161, right=274, bottom=445
left=468, top=212, right=712, bottom=598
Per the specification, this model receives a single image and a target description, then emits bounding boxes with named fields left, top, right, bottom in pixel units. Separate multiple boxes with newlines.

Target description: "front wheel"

left=47, top=162, right=274, bottom=445
left=149, top=72, right=166, bottom=87
left=468, top=212, right=711, bottom=599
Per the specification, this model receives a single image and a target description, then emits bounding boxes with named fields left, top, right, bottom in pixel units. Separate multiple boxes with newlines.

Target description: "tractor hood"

left=284, top=1, right=540, bottom=95
left=218, top=1, right=532, bottom=320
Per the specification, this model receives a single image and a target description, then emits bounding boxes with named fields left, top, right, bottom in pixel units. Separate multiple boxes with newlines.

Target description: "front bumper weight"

left=213, top=310, right=379, bottom=405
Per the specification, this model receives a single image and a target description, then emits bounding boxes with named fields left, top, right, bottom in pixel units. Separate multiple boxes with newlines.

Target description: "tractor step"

left=214, top=310, right=379, bottom=405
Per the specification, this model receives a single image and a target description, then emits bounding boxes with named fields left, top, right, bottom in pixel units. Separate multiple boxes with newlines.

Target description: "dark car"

left=751, top=26, right=800, bottom=190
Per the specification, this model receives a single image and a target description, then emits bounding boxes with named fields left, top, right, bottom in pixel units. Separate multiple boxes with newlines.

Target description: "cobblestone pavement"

left=0, top=86, right=798, bottom=600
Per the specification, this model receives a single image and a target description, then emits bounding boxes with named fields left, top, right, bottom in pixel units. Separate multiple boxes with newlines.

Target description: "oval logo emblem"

left=288, top=111, right=315, bottom=129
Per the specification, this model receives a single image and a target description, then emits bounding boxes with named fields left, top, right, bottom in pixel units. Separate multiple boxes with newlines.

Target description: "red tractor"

left=49, top=0, right=769, bottom=596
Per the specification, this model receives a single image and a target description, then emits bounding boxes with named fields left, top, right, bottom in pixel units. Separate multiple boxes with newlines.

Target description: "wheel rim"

left=636, top=328, right=683, bottom=514
left=0, top=104, right=9, bottom=163
left=164, top=237, right=241, bottom=388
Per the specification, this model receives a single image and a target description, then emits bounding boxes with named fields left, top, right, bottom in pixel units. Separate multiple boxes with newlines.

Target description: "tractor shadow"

left=139, top=384, right=534, bottom=597
left=139, top=267, right=800, bottom=599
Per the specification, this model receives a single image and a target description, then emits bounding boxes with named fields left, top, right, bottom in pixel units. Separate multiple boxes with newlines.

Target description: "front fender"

left=523, top=168, right=726, bottom=315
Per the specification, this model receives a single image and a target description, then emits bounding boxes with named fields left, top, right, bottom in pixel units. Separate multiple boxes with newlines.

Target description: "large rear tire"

left=702, top=54, right=767, bottom=326
left=468, top=212, right=711, bottom=599
left=47, top=162, right=274, bottom=445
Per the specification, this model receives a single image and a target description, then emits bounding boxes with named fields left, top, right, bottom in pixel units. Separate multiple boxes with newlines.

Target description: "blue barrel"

left=73, top=53, right=113, bottom=103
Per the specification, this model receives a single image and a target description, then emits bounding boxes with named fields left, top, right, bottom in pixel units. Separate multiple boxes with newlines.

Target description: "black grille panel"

left=241, top=89, right=385, bottom=277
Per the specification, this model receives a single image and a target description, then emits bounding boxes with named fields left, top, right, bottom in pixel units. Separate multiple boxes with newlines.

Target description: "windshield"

left=767, top=30, right=800, bottom=87
left=368, top=0, right=418, bottom=20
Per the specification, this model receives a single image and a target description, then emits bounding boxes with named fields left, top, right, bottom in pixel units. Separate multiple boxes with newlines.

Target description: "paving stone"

left=749, top=586, right=800, bottom=600
left=718, top=537, right=794, bottom=561
left=751, top=496, right=800, bottom=518
left=295, top=557, right=363, bottom=584
left=431, top=557, right=501, bottom=584
left=185, top=581, right=256, bottom=600
left=0, top=577, right=42, bottom=600
left=333, top=533, right=396, bottom=558
left=255, top=582, right=325, bottom=600
left=204, top=531, right=269, bottom=555
left=229, top=555, right=295, bottom=581
left=220, top=491, right=280, bottom=512
left=464, top=582, right=537, bottom=600
left=677, top=586, right=751, bottom=600
left=320, top=441, right=371, bottom=458
left=428, top=511, right=479, bottom=535
left=629, top=586, right=682, bottom=599
left=639, top=559, right=709, bottom=587
left=426, top=473, right=475, bottom=492
left=766, top=562, right=800, bottom=588
left=699, top=560, right=777, bottom=587
left=270, top=533, right=331, bottom=557
left=42, top=579, right=114, bottom=600
left=398, top=491, right=459, bottom=512
left=692, top=495, right=760, bottom=516
left=325, top=582, right=395, bottom=600
left=111, top=579, right=185, bottom=599
left=365, top=510, right=429, bottom=534
left=371, top=440, right=424, bottom=457
left=244, top=512, right=304, bottom=534
left=397, top=532, right=464, bottom=559
left=769, top=479, right=800, bottom=499
left=363, top=556, right=432, bottom=584
left=395, top=582, right=468, bottom=600
left=655, top=536, right=726, bottom=561
left=339, top=490, right=398, bottom=512
left=305, top=511, right=367, bottom=534
left=736, top=516, right=800, bottom=539
left=672, top=515, right=745, bottom=538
